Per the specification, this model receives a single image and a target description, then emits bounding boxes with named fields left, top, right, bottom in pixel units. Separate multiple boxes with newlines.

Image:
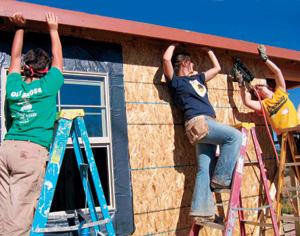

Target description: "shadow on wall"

left=153, top=65, right=197, bottom=236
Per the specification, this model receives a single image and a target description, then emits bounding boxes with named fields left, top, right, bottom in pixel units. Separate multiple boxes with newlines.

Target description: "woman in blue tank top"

left=163, top=43, right=242, bottom=223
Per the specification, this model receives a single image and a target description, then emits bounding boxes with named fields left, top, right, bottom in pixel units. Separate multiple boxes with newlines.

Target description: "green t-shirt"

left=5, top=67, right=64, bottom=149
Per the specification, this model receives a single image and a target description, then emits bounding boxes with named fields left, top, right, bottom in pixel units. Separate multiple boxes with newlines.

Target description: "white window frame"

left=0, top=67, right=116, bottom=215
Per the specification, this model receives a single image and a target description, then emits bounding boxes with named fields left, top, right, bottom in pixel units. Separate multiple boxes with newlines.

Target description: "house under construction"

left=1, top=0, right=300, bottom=235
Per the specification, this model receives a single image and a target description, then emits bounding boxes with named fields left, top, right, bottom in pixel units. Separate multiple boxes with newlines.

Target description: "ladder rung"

left=35, top=219, right=110, bottom=233
left=281, top=187, right=300, bottom=192
left=295, top=156, right=300, bottom=160
left=284, top=162, right=300, bottom=167
left=195, top=221, right=225, bottom=230
left=282, top=194, right=300, bottom=199
left=81, top=219, right=110, bottom=228
left=212, top=189, right=231, bottom=193
left=241, top=220, right=273, bottom=227
left=215, top=203, right=229, bottom=207
left=244, top=161, right=259, bottom=166
left=281, top=126, right=300, bottom=133
left=233, top=204, right=272, bottom=211
left=278, top=216, right=300, bottom=222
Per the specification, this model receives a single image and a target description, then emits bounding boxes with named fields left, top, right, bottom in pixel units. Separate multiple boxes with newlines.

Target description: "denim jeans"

left=190, top=118, right=242, bottom=216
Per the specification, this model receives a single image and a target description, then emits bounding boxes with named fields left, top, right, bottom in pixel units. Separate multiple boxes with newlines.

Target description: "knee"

left=196, top=156, right=211, bottom=174
left=230, top=129, right=243, bottom=145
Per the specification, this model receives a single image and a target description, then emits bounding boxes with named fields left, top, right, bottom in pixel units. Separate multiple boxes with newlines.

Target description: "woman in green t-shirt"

left=0, top=12, right=63, bottom=236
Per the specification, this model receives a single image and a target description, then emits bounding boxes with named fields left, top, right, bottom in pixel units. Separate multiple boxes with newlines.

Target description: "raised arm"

left=46, top=13, right=63, bottom=72
left=203, top=48, right=221, bottom=82
left=163, top=44, right=177, bottom=80
left=240, top=86, right=262, bottom=112
left=8, top=13, right=26, bottom=75
left=258, top=45, right=285, bottom=91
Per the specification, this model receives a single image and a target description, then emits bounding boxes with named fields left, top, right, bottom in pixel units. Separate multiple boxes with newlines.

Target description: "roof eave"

left=1, top=0, right=300, bottom=62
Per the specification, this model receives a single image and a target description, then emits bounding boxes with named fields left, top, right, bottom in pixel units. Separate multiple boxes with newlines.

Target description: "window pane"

left=50, top=147, right=110, bottom=212
left=56, top=75, right=109, bottom=138
left=60, top=84, right=102, bottom=106
left=61, top=106, right=107, bottom=137
left=64, top=75, right=105, bottom=83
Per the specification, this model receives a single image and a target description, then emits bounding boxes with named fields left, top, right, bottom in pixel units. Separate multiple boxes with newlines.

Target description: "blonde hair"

left=254, top=84, right=274, bottom=91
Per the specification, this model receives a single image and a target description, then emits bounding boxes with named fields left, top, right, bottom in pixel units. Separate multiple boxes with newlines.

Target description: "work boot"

left=211, top=181, right=231, bottom=190
left=258, top=45, right=269, bottom=62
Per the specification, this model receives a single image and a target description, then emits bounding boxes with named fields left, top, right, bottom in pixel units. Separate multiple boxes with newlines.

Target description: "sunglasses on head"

left=255, top=84, right=266, bottom=88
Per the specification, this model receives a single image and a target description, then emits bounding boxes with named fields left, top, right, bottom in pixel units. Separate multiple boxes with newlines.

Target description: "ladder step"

left=212, top=189, right=231, bottom=193
left=195, top=221, right=225, bottom=230
left=233, top=204, right=272, bottom=211
left=278, top=216, right=300, bottom=222
left=284, top=162, right=300, bottom=167
left=241, top=220, right=273, bottom=227
left=281, top=187, right=300, bottom=191
left=282, top=194, right=300, bottom=199
left=35, top=219, right=110, bottom=233
left=281, top=126, right=300, bottom=133
left=244, top=161, right=259, bottom=166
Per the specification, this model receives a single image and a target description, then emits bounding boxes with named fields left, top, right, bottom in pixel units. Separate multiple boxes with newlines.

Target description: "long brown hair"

left=23, top=48, right=51, bottom=78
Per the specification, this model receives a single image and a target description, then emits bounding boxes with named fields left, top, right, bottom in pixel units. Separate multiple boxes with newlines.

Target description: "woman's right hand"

left=9, top=13, right=26, bottom=27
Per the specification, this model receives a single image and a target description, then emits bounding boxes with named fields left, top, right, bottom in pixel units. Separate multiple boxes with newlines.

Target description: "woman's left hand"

left=200, top=46, right=212, bottom=52
left=46, top=12, right=59, bottom=32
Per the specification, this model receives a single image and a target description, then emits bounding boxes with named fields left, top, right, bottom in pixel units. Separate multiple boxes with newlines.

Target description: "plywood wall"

left=122, top=39, right=277, bottom=236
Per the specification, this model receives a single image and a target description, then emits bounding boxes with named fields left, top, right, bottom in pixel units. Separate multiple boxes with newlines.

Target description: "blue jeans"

left=190, top=118, right=242, bottom=216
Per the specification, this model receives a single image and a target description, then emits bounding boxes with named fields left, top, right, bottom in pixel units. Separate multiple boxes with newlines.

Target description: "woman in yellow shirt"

left=240, top=45, right=300, bottom=136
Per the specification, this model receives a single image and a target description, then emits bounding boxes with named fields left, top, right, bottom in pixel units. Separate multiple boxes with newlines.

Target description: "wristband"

left=15, top=26, right=25, bottom=31
left=263, top=56, right=269, bottom=62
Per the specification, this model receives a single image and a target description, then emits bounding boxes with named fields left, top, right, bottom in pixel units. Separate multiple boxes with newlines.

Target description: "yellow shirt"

left=262, top=87, right=300, bottom=135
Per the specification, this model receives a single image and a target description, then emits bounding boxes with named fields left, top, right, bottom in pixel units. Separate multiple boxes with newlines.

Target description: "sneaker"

left=211, top=181, right=231, bottom=190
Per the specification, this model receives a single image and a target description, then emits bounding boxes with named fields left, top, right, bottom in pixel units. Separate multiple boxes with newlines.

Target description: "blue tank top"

left=165, top=72, right=215, bottom=121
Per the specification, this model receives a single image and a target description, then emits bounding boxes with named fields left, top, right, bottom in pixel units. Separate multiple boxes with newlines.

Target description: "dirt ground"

left=281, top=173, right=299, bottom=235
left=281, top=214, right=296, bottom=236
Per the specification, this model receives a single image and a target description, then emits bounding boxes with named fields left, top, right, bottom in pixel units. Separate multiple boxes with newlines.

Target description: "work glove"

left=245, top=81, right=253, bottom=92
left=235, top=70, right=244, bottom=87
left=258, top=45, right=269, bottom=62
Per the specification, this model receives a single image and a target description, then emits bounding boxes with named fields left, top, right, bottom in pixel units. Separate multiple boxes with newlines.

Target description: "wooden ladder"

left=276, top=126, right=300, bottom=235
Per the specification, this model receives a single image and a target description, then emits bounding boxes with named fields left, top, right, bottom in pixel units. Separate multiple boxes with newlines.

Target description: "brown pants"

left=0, top=140, right=49, bottom=236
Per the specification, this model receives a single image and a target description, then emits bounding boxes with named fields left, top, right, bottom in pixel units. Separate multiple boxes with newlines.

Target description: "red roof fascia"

left=1, top=0, right=300, bottom=61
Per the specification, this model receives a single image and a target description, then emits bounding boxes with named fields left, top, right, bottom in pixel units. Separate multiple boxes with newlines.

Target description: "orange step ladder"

left=276, top=126, right=300, bottom=235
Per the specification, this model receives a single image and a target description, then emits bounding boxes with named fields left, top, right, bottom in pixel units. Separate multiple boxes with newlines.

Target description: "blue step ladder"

left=30, top=109, right=115, bottom=236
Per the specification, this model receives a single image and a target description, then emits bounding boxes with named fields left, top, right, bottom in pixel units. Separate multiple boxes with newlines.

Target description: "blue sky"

left=19, top=0, right=300, bottom=51
left=18, top=0, right=300, bottom=106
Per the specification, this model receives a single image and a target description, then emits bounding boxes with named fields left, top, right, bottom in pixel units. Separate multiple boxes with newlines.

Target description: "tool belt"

left=185, top=115, right=212, bottom=145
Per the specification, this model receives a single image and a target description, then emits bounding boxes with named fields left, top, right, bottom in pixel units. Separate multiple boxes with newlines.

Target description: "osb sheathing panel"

left=128, top=125, right=194, bottom=169
left=122, top=40, right=277, bottom=236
